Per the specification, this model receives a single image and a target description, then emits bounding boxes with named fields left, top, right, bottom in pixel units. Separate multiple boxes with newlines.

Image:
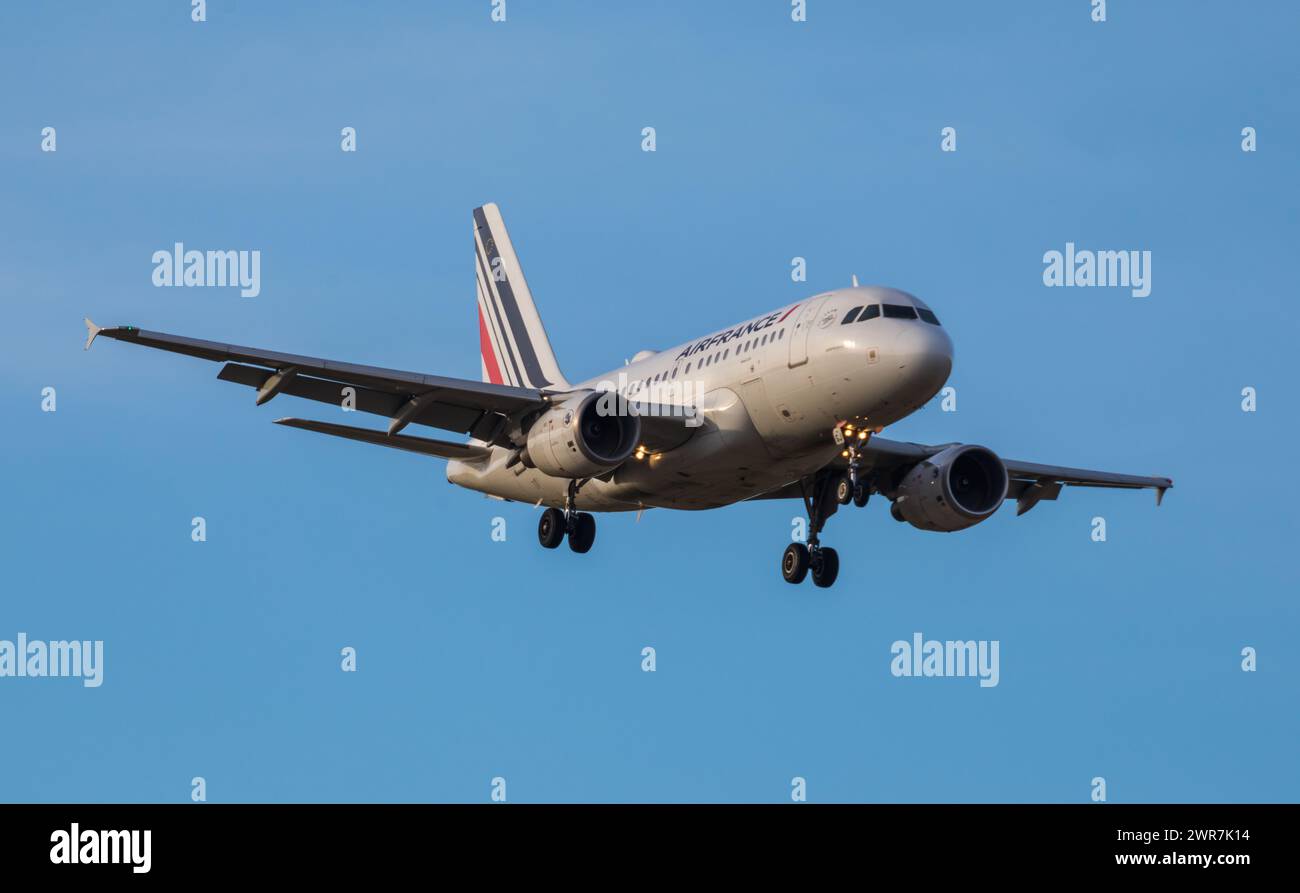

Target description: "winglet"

left=83, top=317, right=102, bottom=351
left=1156, top=486, right=1167, bottom=507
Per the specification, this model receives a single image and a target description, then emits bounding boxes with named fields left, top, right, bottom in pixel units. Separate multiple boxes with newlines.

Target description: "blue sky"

left=1, top=1, right=1296, bottom=802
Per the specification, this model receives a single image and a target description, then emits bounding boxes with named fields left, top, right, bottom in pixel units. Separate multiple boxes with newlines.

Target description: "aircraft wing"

left=85, top=318, right=547, bottom=446
left=83, top=319, right=700, bottom=455
left=752, top=435, right=1172, bottom=514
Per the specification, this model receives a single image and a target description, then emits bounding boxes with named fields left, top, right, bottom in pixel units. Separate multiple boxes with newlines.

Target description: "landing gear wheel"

left=538, top=508, right=565, bottom=549
left=811, top=547, right=839, bottom=588
left=568, top=512, right=597, bottom=554
left=781, top=543, right=810, bottom=584
left=834, top=475, right=853, bottom=505
left=890, top=501, right=906, bottom=523
left=853, top=484, right=870, bottom=508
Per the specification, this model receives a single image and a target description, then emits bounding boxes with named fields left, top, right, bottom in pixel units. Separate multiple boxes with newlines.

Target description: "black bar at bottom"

left=0, top=803, right=1284, bottom=878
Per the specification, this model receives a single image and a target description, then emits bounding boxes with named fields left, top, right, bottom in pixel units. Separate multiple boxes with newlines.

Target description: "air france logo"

left=50, top=824, right=151, bottom=873
left=673, top=308, right=789, bottom=361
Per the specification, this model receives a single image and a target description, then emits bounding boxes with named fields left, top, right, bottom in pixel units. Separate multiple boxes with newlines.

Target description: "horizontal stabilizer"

left=274, top=418, right=491, bottom=462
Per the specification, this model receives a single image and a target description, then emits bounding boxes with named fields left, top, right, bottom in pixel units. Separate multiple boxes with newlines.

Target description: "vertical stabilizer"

left=473, top=203, right=570, bottom=390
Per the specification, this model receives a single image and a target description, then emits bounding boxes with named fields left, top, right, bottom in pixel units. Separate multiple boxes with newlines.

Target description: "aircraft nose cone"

left=891, top=323, right=953, bottom=401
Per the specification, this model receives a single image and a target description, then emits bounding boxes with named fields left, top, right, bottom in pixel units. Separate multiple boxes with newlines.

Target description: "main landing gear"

left=781, top=469, right=842, bottom=588
left=538, top=479, right=597, bottom=554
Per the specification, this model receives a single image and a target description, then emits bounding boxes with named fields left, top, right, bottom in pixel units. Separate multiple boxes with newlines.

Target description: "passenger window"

left=857, top=305, right=880, bottom=322
left=882, top=304, right=917, bottom=319
left=918, top=308, right=941, bottom=326
left=842, top=306, right=863, bottom=324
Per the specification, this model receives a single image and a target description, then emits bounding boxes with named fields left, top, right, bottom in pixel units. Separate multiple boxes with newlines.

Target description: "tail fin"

left=473, top=203, right=570, bottom=391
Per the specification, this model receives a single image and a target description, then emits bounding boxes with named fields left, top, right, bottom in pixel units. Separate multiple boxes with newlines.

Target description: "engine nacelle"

left=522, top=392, right=641, bottom=479
left=892, top=444, right=1009, bottom=532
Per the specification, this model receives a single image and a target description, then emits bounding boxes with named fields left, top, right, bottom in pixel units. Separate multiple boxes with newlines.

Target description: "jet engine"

left=890, top=444, right=1008, bottom=532
left=522, top=392, right=641, bottom=479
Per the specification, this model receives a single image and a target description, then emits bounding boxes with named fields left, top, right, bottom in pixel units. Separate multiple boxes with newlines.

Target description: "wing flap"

left=217, top=362, right=491, bottom=433
left=218, top=363, right=406, bottom=417
left=273, top=418, right=492, bottom=462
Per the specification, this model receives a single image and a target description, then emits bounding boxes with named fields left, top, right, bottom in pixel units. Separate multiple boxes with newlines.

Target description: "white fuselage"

left=447, top=286, right=953, bottom=512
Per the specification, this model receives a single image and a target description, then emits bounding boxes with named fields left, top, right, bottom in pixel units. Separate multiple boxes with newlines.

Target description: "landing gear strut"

left=836, top=431, right=872, bottom=508
left=537, top=479, right=597, bottom=554
left=781, top=470, right=841, bottom=588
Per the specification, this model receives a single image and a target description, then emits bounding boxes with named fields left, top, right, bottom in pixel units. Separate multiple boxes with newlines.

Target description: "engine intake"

left=892, top=444, right=1008, bottom=532
left=522, top=392, right=641, bottom=479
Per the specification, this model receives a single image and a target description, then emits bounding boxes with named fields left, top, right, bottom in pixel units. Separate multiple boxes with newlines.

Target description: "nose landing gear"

left=835, top=430, right=873, bottom=508
left=537, top=479, right=597, bottom=553
left=781, top=469, right=842, bottom=588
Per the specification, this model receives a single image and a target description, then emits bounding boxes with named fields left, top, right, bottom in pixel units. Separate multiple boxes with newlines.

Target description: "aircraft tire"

left=568, top=512, right=597, bottom=554
left=782, top=542, right=810, bottom=584
left=811, top=547, right=839, bottom=588
left=538, top=508, right=566, bottom=549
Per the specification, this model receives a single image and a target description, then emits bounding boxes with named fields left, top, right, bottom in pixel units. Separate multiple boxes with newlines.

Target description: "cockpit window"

left=917, top=308, right=941, bottom=326
left=882, top=304, right=917, bottom=319
left=856, top=304, right=880, bottom=322
left=842, top=306, right=862, bottom=324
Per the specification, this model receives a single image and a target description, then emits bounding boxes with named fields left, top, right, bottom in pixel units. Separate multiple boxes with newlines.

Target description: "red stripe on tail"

left=478, top=305, right=504, bottom=385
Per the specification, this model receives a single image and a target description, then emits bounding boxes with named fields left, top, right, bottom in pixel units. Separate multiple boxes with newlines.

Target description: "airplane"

left=85, top=203, right=1172, bottom=588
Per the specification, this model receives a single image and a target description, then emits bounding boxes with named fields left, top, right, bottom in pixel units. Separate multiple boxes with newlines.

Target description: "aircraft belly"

left=604, top=387, right=794, bottom=509
left=448, top=379, right=839, bottom=512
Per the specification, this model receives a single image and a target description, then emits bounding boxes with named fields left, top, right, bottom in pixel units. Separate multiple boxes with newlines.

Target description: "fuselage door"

left=787, top=297, right=824, bottom=368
